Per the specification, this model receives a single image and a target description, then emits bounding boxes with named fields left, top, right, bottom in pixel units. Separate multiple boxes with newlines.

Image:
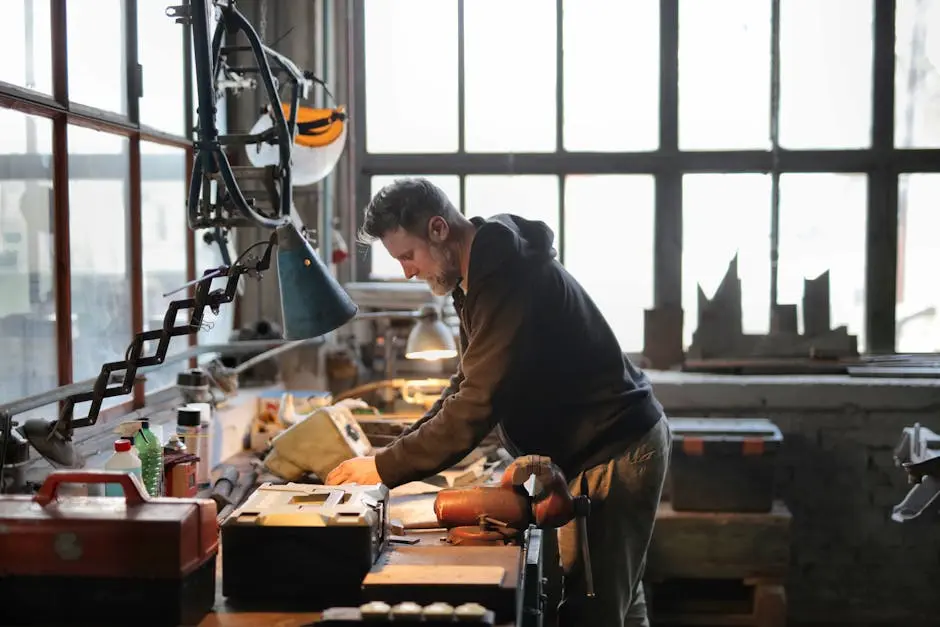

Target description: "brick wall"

left=651, top=372, right=940, bottom=625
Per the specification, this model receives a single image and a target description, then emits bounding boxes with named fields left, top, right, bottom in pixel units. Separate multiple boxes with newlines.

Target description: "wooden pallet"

left=646, top=501, right=791, bottom=627
left=647, top=501, right=792, bottom=581
left=649, top=577, right=786, bottom=627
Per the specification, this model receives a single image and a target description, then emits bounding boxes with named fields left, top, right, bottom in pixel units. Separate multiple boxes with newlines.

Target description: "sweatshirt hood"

left=466, top=214, right=557, bottom=286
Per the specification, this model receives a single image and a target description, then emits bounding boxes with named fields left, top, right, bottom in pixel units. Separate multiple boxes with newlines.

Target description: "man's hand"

left=325, top=456, right=382, bottom=486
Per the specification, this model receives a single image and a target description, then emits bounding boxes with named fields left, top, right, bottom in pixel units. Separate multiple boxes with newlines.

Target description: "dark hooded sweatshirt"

left=374, top=214, right=663, bottom=489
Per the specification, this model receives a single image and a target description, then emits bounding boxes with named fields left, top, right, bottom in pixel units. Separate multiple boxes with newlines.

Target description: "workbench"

left=196, top=449, right=529, bottom=627
left=196, top=446, right=792, bottom=627
left=200, top=525, right=522, bottom=627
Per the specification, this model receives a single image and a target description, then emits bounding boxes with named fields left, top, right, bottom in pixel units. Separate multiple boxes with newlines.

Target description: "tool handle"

left=210, top=464, right=240, bottom=507
left=575, top=495, right=595, bottom=598
left=34, top=470, right=149, bottom=507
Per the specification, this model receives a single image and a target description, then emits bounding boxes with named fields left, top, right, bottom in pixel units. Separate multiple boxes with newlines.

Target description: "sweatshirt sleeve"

left=374, top=276, right=523, bottom=488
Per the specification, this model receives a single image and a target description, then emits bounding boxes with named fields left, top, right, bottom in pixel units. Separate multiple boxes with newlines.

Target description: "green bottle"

left=134, top=419, right=163, bottom=497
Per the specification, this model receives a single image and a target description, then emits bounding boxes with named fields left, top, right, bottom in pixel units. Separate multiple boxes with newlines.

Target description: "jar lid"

left=177, top=406, right=202, bottom=427
left=177, top=368, right=208, bottom=387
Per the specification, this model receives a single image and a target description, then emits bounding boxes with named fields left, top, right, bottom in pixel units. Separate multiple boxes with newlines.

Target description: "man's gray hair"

left=358, top=177, right=460, bottom=245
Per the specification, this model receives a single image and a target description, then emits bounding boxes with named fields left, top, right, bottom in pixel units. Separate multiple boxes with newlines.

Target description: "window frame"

left=0, top=0, right=197, bottom=417
left=349, top=0, right=940, bottom=355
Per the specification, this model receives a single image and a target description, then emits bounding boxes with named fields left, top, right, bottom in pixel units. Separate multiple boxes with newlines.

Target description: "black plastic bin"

left=668, top=418, right=783, bottom=513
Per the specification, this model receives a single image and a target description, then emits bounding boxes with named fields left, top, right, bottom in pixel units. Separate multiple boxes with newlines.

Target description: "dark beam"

left=659, top=0, right=679, bottom=154
left=51, top=0, right=68, bottom=106
left=866, top=0, right=898, bottom=353
left=359, top=149, right=940, bottom=176
left=128, top=138, right=145, bottom=407
left=654, top=0, right=681, bottom=309
left=457, top=0, right=466, bottom=153
left=52, top=119, right=72, bottom=390
left=51, top=0, right=72, bottom=392
left=352, top=0, right=371, bottom=282
left=125, top=0, right=140, bottom=126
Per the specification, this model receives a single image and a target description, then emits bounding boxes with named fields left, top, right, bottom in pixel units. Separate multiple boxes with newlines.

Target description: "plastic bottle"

left=187, top=402, right=217, bottom=472
left=104, top=439, right=143, bottom=497
left=176, top=405, right=212, bottom=488
left=134, top=419, right=163, bottom=497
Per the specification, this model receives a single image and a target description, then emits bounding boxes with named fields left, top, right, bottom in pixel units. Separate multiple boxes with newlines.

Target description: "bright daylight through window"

left=357, top=0, right=937, bottom=356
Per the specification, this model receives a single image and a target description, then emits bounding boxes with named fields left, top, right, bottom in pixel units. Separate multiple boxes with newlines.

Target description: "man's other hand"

left=325, top=456, right=381, bottom=485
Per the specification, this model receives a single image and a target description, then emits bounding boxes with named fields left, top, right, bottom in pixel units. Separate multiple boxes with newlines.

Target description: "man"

left=326, top=177, right=671, bottom=627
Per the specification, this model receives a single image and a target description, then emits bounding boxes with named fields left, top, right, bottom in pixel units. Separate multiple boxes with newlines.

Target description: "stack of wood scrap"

left=646, top=501, right=791, bottom=627
left=848, top=353, right=940, bottom=378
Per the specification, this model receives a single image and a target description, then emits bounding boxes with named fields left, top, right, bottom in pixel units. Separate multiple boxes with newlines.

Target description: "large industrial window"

left=0, top=1, right=213, bottom=418
left=352, top=0, right=940, bottom=356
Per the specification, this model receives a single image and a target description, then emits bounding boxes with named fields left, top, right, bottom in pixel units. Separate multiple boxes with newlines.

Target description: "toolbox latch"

left=681, top=438, right=705, bottom=456
left=741, top=438, right=766, bottom=456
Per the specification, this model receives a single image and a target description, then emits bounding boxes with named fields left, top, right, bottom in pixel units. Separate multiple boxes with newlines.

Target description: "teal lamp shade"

left=276, top=222, right=358, bottom=339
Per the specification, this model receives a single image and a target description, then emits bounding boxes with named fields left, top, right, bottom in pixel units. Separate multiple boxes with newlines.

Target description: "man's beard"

left=426, top=243, right=461, bottom=296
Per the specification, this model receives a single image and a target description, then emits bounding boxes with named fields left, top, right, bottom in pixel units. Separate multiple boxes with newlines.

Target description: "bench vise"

left=433, top=455, right=594, bottom=598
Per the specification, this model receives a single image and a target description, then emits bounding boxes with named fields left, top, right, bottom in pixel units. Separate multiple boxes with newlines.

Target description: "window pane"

left=779, top=0, right=873, bottom=149
left=683, top=174, right=771, bottom=348
left=777, top=173, right=867, bottom=350
left=563, top=1, right=659, bottom=152
left=679, top=0, right=771, bottom=150
left=138, top=0, right=186, bottom=135
left=67, top=0, right=128, bottom=114
left=0, top=110, right=57, bottom=418
left=564, top=175, right=654, bottom=352
left=0, top=0, right=53, bottom=94
left=68, top=126, right=132, bottom=402
left=897, top=174, right=940, bottom=351
left=465, top=176, right=559, bottom=241
left=368, top=175, right=461, bottom=280
left=464, top=1, right=556, bottom=152
left=142, top=144, right=188, bottom=392
left=364, top=0, right=458, bottom=153
left=896, top=0, right=940, bottom=148
left=194, top=227, right=235, bottom=358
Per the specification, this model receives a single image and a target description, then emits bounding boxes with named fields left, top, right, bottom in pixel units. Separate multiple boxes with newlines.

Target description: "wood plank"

left=376, top=544, right=520, bottom=587
left=363, top=564, right=506, bottom=586
left=200, top=612, right=320, bottom=627
left=647, top=501, right=792, bottom=581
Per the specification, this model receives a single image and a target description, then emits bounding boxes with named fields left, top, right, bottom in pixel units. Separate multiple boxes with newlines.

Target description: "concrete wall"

left=650, top=372, right=940, bottom=626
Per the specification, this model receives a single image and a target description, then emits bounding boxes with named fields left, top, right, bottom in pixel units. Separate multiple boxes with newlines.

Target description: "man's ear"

left=428, top=216, right=449, bottom=243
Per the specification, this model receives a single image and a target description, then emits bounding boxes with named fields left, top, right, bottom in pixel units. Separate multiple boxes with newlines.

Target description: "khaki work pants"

left=557, top=417, right=671, bottom=627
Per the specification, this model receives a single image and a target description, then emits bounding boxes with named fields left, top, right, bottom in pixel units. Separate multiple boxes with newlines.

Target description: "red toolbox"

left=0, top=470, right=219, bottom=626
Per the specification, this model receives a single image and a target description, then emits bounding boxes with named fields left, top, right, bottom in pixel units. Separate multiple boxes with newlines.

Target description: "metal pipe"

left=355, top=310, right=423, bottom=320
left=0, top=338, right=321, bottom=417
left=231, top=338, right=316, bottom=375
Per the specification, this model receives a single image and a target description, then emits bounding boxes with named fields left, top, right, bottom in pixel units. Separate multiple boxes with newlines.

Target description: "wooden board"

left=647, top=501, right=792, bottom=581
left=377, top=544, right=520, bottom=581
left=388, top=492, right=439, bottom=529
left=363, top=564, right=505, bottom=586
left=362, top=543, right=521, bottom=623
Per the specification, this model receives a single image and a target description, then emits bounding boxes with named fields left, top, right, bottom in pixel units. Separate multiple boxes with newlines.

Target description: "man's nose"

left=401, top=263, right=418, bottom=280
